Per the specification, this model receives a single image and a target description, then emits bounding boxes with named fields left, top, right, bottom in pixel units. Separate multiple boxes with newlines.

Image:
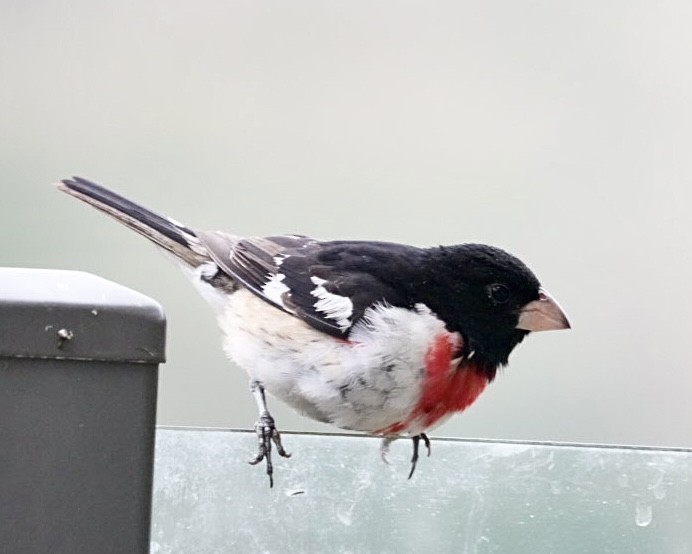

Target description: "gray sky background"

left=2, top=1, right=691, bottom=448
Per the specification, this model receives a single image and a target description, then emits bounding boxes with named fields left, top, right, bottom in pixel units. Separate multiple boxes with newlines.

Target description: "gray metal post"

left=0, top=268, right=165, bottom=554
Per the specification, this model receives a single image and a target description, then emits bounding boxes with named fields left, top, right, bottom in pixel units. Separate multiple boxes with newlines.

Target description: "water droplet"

left=635, top=501, right=653, bottom=527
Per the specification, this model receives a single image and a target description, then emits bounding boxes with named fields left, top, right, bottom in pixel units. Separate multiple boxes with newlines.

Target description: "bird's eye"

left=486, top=283, right=510, bottom=304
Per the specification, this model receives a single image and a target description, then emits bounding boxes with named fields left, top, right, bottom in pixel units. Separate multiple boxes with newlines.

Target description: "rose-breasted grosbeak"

left=57, top=177, right=570, bottom=487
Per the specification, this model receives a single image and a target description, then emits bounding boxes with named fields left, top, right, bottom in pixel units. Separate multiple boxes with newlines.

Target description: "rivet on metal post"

left=56, top=328, right=74, bottom=349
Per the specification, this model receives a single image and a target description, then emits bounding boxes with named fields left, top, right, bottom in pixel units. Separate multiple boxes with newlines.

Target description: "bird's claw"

left=407, top=433, right=431, bottom=480
left=248, top=412, right=291, bottom=488
left=380, top=433, right=432, bottom=478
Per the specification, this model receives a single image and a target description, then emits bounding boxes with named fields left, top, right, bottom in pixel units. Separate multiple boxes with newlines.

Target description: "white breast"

left=217, top=289, right=450, bottom=433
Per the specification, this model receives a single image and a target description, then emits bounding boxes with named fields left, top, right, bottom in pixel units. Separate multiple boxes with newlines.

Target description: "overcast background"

left=2, top=1, right=691, bottom=448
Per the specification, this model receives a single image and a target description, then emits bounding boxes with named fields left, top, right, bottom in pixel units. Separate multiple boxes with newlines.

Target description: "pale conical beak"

left=516, top=288, right=571, bottom=332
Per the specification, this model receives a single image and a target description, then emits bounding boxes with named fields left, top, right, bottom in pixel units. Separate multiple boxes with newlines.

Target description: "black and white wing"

left=197, top=232, right=422, bottom=337
left=55, top=177, right=424, bottom=338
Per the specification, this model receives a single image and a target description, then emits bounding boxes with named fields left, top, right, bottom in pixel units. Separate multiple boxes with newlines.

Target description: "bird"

left=56, top=176, right=570, bottom=487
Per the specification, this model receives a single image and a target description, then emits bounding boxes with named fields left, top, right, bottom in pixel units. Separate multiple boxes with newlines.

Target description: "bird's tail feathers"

left=56, top=176, right=208, bottom=267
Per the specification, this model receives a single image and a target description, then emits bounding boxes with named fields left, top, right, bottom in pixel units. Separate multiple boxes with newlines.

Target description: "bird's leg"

left=407, top=433, right=431, bottom=479
left=379, top=436, right=396, bottom=464
left=248, top=380, right=291, bottom=488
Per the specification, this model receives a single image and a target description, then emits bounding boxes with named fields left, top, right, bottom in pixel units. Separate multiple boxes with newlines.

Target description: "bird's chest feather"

left=219, top=290, right=488, bottom=434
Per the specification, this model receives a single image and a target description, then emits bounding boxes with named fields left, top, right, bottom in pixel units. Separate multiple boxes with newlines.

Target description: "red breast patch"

left=416, top=333, right=488, bottom=427
left=377, top=332, right=488, bottom=435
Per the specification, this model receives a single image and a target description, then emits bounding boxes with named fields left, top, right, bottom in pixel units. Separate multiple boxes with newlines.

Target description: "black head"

left=417, top=243, right=567, bottom=377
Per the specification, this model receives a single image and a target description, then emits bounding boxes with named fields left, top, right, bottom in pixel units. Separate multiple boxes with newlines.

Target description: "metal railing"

left=152, top=428, right=692, bottom=554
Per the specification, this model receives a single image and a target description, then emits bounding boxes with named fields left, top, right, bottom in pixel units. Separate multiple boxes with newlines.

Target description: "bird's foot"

left=248, top=411, right=291, bottom=488
left=380, top=436, right=396, bottom=465
left=407, top=433, right=431, bottom=479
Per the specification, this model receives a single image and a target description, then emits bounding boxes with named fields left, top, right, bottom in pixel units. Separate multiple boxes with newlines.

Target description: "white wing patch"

left=262, top=273, right=290, bottom=309
left=310, top=276, right=353, bottom=331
